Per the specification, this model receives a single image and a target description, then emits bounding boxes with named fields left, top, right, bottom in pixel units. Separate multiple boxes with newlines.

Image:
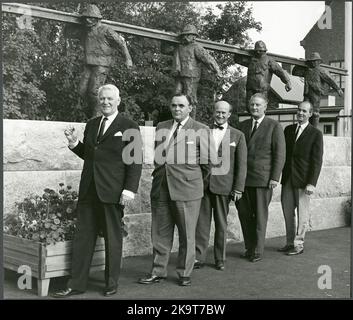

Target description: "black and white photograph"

left=1, top=0, right=351, bottom=304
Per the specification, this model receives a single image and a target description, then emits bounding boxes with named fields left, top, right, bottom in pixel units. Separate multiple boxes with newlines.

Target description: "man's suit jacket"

left=281, top=123, right=323, bottom=188
left=209, top=125, right=247, bottom=195
left=151, top=117, right=210, bottom=202
left=238, top=117, right=286, bottom=187
left=71, top=114, right=142, bottom=203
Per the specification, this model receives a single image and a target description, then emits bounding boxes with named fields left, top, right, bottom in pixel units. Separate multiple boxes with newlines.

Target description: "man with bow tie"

left=53, top=84, right=142, bottom=297
left=194, top=101, right=247, bottom=271
left=278, top=101, right=323, bottom=256
left=236, top=93, right=285, bottom=262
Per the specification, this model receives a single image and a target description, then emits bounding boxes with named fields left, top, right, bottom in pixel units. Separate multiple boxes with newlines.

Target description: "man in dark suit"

left=236, top=93, right=286, bottom=262
left=53, top=84, right=142, bottom=297
left=279, top=101, right=323, bottom=255
left=138, top=94, right=210, bottom=286
left=194, top=101, right=247, bottom=271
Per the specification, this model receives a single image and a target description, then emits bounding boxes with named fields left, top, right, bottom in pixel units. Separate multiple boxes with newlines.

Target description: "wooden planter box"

left=3, top=234, right=106, bottom=297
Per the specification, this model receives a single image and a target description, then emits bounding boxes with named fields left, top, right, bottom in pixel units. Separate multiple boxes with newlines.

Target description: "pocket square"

left=114, top=131, right=123, bottom=137
left=230, top=141, right=236, bottom=147
left=186, top=141, right=195, bottom=144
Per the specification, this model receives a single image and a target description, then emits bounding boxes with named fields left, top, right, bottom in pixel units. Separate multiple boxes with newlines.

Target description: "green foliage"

left=3, top=184, right=78, bottom=245
left=3, top=1, right=261, bottom=124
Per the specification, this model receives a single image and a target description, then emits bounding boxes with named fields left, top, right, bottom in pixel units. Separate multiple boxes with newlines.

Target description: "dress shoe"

left=193, top=260, right=205, bottom=269
left=103, top=287, right=117, bottom=297
left=138, top=274, right=166, bottom=284
left=51, top=288, right=84, bottom=298
left=240, top=251, right=252, bottom=259
left=286, top=247, right=304, bottom=256
left=250, top=254, right=262, bottom=263
left=215, top=261, right=225, bottom=271
left=277, top=244, right=294, bottom=252
left=178, top=277, right=191, bottom=286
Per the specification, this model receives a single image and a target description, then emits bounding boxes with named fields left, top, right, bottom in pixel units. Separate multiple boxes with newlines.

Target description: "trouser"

left=195, top=190, right=231, bottom=263
left=68, top=181, right=123, bottom=291
left=281, top=178, right=311, bottom=250
left=236, top=186, right=273, bottom=256
left=150, top=176, right=201, bottom=278
left=79, top=65, right=110, bottom=118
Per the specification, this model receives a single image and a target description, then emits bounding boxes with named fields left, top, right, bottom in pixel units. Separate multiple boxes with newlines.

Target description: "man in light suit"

left=53, top=84, right=142, bottom=297
left=236, top=93, right=285, bottom=262
left=279, top=101, right=323, bottom=255
left=138, top=94, right=210, bottom=286
left=194, top=101, right=247, bottom=271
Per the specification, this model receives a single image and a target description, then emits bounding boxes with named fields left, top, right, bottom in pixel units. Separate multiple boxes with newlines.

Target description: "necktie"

left=97, top=117, right=108, bottom=142
left=171, top=122, right=182, bottom=142
left=214, top=123, right=224, bottom=130
left=251, top=121, right=258, bottom=138
left=295, top=125, right=301, bottom=141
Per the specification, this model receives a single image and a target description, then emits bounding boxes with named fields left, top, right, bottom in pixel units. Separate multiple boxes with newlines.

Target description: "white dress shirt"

left=295, top=121, right=309, bottom=141
left=167, top=116, right=190, bottom=144
left=251, top=115, right=265, bottom=131
left=212, top=121, right=228, bottom=150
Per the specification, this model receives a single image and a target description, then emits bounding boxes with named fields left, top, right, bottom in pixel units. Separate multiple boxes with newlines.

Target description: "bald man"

left=195, top=101, right=247, bottom=271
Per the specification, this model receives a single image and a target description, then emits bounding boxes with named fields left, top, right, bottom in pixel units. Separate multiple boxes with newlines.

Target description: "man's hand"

left=269, top=179, right=278, bottom=189
left=285, top=82, right=292, bottom=92
left=119, top=192, right=134, bottom=207
left=126, top=59, right=133, bottom=68
left=64, top=125, right=78, bottom=144
left=304, top=184, right=315, bottom=196
left=337, top=88, right=343, bottom=96
left=231, top=190, right=242, bottom=202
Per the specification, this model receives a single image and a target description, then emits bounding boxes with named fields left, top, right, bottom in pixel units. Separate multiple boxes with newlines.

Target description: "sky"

left=247, top=1, right=326, bottom=58
left=194, top=1, right=326, bottom=59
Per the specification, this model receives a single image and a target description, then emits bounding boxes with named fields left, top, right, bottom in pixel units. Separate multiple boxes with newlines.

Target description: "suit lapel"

left=90, top=117, right=102, bottom=143
left=173, top=117, right=193, bottom=146
left=296, top=123, right=311, bottom=144
left=99, top=114, right=123, bottom=143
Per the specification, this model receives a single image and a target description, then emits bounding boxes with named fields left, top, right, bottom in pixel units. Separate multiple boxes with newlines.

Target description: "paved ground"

left=4, top=227, right=351, bottom=300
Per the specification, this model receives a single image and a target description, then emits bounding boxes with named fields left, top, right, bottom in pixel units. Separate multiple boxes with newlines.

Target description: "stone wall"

left=3, top=119, right=351, bottom=257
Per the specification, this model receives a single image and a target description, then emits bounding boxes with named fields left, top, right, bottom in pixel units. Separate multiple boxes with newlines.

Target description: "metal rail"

left=2, top=2, right=348, bottom=76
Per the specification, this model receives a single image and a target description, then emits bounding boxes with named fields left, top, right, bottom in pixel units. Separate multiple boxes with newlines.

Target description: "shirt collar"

left=252, top=115, right=265, bottom=126
left=174, top=116, right=190, bottom=128
left=103, top=110, right=118, bottom=122
left=213, top=122, right=228, bottom=129
left=297, top=121, right=309, bottom=130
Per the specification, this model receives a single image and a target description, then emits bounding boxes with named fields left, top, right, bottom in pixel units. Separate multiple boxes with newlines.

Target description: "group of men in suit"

left=53, top=84, right=323, bottom=297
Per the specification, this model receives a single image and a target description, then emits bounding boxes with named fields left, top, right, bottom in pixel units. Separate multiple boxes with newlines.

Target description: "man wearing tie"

left=53, top=84, right=142, bottom=297
left=194, top=101, right=247, bottom=271
left=278, top=101, right=323, bottom=255
left=236, top=93, right=286, bottom=262
left=138, top=94, right=210, bottom=286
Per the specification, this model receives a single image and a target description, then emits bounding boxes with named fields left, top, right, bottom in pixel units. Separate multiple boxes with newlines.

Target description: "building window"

left=329, top=61, right=345, bottom=89
left=323, top=124, right=333, bottom=135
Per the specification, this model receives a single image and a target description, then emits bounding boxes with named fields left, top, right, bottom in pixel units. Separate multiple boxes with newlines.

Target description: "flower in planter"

left=4, top=183, right=78, bottom=245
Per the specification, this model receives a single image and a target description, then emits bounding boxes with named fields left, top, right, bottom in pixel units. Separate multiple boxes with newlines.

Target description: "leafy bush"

left=4, top=183, right=78, bottom=245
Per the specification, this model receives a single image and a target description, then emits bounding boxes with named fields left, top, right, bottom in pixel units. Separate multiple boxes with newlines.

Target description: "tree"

left=3, top=1, right=261, bottom=125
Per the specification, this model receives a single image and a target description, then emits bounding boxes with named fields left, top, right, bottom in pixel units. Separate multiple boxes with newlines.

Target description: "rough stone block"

left=4, top=120, right=85, bottom=171
left=323, top=136, right=351, bottom=166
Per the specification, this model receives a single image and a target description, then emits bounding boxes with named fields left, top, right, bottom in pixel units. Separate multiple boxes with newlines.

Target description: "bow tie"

left=213, top=123, right=224, bottom=130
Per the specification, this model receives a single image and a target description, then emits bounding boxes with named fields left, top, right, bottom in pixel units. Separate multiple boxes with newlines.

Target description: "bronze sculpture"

left=171, top=24, right=222, bottom=115
left=64, top=4, right=133, bottom=117
left=234, top=41, right=292, bottom=112
left=292, top=52, right=343, bottom=127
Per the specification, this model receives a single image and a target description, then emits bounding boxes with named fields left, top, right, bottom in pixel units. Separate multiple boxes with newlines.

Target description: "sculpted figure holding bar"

left=65, top=4, right=133, bottom=117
